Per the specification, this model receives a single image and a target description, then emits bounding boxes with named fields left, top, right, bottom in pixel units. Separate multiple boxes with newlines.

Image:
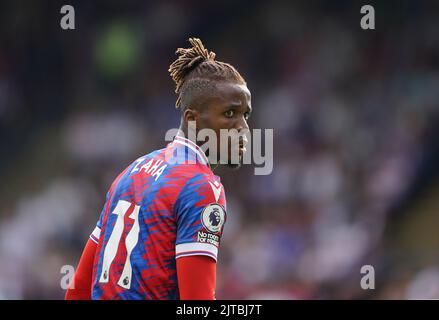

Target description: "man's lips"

left=238, top=136, right=248, bottom=154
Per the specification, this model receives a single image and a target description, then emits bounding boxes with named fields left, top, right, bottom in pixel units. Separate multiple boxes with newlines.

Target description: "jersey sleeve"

left=89, top=225, right=101, bottom=244
left=89, top=191, right=110, bottom=244
left=174, top=174, right=227, bottom=262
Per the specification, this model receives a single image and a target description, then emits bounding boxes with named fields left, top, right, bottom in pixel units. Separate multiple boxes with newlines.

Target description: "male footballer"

left=65, top=38, right=251, bottom=300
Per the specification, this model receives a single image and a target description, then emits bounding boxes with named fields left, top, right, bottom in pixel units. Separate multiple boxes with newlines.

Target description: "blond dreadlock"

left=169, top=37, right=245, bottom=109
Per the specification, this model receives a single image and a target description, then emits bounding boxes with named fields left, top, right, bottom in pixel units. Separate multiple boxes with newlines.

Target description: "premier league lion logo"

left=209, top=208, right=221, bottom=227
left=201, top=204, right=225, bottom=233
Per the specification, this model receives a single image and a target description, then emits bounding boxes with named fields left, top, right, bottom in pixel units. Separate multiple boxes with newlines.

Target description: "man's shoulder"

left=163, top=162, right=219, bottom=188
left=121, top=148, right=222, bottom=190
left=174, top=166, right=225, bottom=201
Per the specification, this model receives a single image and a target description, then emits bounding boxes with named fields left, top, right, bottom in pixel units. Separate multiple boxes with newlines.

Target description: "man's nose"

left=236, top=116, right=249, bottom=132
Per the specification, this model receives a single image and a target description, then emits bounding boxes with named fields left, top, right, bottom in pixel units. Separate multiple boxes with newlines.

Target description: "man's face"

left=195, top=81, right=252, bottom=169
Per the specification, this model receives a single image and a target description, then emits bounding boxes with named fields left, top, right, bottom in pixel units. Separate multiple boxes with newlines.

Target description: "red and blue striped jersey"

left=89, top=136, right=227, bottom=300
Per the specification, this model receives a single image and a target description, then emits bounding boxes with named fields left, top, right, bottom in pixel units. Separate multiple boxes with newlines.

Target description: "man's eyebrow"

left=225, top=103, right=252, bottom=115
left=224, top=102, right=243, bottom=109
left=231, top=98, right=252, bottom=107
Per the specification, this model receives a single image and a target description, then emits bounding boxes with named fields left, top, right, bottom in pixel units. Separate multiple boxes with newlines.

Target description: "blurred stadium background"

left=0, top=0, right=438, bottom=299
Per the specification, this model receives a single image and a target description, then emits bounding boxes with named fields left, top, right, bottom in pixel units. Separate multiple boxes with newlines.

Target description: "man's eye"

left=244, top=112, right=250, bottom=120
left=224, top=110, right=235, bottom=118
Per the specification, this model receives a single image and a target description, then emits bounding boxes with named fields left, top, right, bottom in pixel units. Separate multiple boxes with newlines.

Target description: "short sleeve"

left=174, top=174, right=227, bottom=262
left=89, top=191, right=110, bottom=244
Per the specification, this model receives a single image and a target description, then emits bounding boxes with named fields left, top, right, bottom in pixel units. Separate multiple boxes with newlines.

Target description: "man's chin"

left=223, top=155, right=243, bottom=170
left=210, top=152, right=244, bottom=169
left=224, top=162, right=242, bottom=170
left=210, top=159, right=242, bottom=170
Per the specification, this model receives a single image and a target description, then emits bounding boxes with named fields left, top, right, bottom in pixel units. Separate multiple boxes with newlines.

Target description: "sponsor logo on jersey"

left=197, top=231, right=220, bottom=247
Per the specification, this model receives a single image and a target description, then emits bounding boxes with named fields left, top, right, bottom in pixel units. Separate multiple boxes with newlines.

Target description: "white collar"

left=173, top=135, right=209, bottom=166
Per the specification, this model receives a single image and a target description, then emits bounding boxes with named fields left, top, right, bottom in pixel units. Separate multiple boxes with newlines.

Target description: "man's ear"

left=183, top=107, right=199, bottom=124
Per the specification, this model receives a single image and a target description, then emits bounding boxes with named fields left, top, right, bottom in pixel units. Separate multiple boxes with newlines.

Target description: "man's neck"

left=177, top=124, right=217, bottom=171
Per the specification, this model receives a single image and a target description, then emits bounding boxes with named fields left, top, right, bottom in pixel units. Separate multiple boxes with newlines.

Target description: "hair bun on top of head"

left=169, top=37, right=244, bottom=109
left=168, top=37, right=216, bottom=95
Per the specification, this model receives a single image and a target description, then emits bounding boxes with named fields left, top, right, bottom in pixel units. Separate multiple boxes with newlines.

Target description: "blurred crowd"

left=0, top=1, right=438, bottom=299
